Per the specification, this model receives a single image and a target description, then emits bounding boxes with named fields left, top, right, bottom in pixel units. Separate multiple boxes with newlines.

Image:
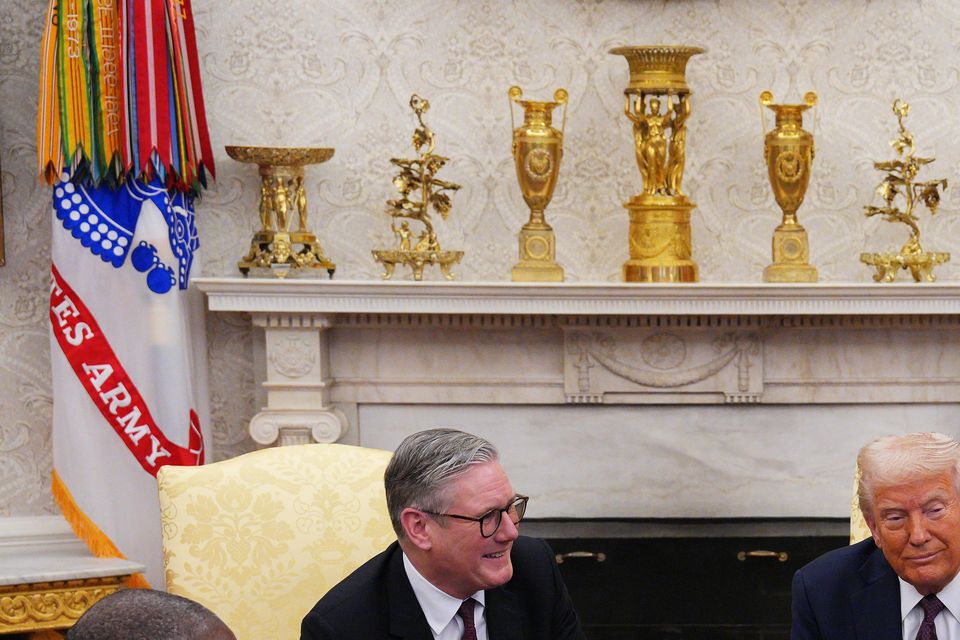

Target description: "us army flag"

left=50, top=176, right=209, bottom=587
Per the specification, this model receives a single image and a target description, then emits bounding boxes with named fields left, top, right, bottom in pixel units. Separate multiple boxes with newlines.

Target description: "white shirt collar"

left=402, top=551, right=485, bottom=636
left=899, top=571, right=960, bottom=624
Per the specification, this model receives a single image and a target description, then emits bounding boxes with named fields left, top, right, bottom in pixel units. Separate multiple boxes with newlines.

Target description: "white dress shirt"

left=403, top=552, right=488, bottom=640
left=901, top=573, right=960, bottom=640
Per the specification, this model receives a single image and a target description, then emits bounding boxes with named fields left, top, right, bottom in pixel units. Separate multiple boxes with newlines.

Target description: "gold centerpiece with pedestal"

left=860, top=99, right=949, bottom=282
left=760, top=90, right=819, bottom=282
left=508, top=86, right=568, bottom=282
left=373, top=95, right=463, bottom=281
left=227, top=146, right=336, bottom=278
left=610, top=45, right=704, bottom=282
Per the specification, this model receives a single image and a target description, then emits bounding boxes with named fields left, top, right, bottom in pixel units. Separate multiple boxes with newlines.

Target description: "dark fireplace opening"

left=523, top=518, right=849, bottom=640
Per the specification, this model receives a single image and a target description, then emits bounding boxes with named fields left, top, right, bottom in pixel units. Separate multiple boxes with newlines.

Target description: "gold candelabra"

left=372, top=95, right=463, bottom=280
left=860, top=99, right=949, bottom=282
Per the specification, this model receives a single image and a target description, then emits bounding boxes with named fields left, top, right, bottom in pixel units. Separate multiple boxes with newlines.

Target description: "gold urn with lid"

left=508, top=85, right=567, bottom=282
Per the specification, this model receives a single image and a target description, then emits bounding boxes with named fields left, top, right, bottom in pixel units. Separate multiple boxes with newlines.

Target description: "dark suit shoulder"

left=791, top=538, right=900, bottom=640
left=300, top=543, right=398, bottom=639
left=310, top=543, right=395, bottom=612
left=795, top=537, right=880, bottom=584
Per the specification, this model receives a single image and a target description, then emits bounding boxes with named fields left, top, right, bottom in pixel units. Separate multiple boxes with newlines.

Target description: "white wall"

left=1, top=0, right=959, bottom=515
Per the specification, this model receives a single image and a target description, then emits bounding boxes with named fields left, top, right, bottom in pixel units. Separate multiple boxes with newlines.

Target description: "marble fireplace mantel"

left=195, top=278, right=960, bottom=316
left=194, top=278, right=960, bottom=519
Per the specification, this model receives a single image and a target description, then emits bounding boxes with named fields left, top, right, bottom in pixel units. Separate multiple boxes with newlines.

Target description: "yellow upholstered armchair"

left=157, top=443, right=396, bottom=640
left=850, top=463, right=872, bottom=544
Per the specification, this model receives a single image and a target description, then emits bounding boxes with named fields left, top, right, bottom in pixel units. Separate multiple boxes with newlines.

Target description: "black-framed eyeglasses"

left=423, top=495, right=528, bottom=538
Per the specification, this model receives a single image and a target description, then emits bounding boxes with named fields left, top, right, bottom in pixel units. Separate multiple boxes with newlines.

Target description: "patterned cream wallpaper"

left=1, top=0, right=959, bottom=515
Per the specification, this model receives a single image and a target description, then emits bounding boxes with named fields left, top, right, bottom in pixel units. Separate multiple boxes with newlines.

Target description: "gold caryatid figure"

left=273, top=176, right=290, bottom=231
left=626, top=94, right=690, bottom=196
left=227, top=145, right=337, bottom=277
left=294, top=176, right=308, bottom=231
left=372, top=94, right=463, bottom=280
left=610, top=45, right=704, bottom=282
left=860, top=99, right=949, bottom=282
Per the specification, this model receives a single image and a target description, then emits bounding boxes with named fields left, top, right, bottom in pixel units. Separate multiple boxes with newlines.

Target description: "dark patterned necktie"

left=916, top=594, right=946, bottom=640
left=457, top=598, right=477, bottom=640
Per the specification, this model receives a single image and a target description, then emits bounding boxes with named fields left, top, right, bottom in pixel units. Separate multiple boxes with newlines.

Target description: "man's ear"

left=400, top=507, right=433, bottom=551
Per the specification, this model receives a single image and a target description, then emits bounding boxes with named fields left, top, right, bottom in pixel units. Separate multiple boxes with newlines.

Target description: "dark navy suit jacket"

left=792, top=537, right=901, bottom=640
left=300, top=536, right=585, bottom=640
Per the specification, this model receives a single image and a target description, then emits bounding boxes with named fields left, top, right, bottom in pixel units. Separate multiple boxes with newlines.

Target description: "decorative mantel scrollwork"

left=565, top=329, right=762, bottom=403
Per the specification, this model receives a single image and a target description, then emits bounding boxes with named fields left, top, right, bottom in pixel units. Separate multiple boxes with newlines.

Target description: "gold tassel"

left=51, top=470, right=151, bottom=588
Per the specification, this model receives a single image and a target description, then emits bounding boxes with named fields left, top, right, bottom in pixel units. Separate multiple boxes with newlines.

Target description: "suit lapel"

left=386, top=545, right=434, bottom=640
left=851, top=545, right=902, bottom=640
left=485, top=586, right=523, bottom=640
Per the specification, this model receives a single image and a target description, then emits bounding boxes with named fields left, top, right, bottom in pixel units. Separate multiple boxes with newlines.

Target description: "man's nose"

left=495, top=512, right=520, bottom=542
left=907, top=515, right=932, bottom=545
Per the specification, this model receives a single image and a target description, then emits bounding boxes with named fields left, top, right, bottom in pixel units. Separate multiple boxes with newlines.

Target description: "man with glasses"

left=300, top=428, right=585, bottom=639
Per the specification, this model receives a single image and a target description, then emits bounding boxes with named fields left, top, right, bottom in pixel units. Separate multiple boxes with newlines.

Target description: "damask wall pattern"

left=1, top=0, right=959, bottom=515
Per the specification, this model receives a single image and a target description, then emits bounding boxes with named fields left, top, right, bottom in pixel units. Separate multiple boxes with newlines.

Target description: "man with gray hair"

left=301, top=428, right=585, bottom=639
left=792, top=432, right=960, bottom=640
left=66, top=588, right=236, bottom=640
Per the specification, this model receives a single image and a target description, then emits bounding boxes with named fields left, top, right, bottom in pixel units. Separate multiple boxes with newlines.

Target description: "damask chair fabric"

left=850, top=463, right=872, bottom=544
left=157, top=443, right=396, bottom=640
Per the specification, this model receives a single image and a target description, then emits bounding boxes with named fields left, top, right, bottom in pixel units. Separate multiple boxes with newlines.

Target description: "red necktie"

left=457, top=598, right=477, bottom=640
left=916, top=594, right=946, bottom=640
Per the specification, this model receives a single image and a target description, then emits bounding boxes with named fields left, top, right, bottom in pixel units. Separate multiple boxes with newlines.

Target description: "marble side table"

left=0, top=516, right=143, bottom=637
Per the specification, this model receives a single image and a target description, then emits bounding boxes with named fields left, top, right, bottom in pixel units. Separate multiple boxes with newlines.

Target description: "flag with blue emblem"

left=39, top=0, right=214, bottom=588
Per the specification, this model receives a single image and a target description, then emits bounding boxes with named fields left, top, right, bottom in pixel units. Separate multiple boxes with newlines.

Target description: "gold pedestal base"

left=372, top=249, right=464, bottom=281
left=511, top=224, right=564, bottom=282
left=861, top=250, right=949, bottom=283
left=622, top=194, right=698, bottom=283
left=763, top=223, right=818, bottom=282
left=238, top=230, right=335, bottom=278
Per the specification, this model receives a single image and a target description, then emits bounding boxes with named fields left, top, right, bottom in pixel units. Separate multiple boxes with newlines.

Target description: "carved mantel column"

left=249, top=313, right=346, bottom=446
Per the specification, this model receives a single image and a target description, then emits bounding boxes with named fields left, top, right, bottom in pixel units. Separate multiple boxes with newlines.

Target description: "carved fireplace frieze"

left=195, top=278, right=960, bottom=445
left=563, top=327, right=762, bottom=404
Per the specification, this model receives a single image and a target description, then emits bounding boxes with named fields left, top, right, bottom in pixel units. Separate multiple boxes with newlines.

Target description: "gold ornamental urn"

left=509, top=86, right=567, bottom=282
left=610, top=45, right=704, bottom=282
left=760, top=91, right=818, bottom=282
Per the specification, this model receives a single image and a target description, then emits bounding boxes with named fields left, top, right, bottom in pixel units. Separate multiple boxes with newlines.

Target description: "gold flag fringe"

left=51, top=469, right=151, bottom=589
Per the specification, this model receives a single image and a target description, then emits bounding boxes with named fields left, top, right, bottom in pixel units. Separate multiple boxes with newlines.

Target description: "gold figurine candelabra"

left=610, top=45, right=704, bottom=282
left=760, top=90, right=819, bottom=282
left=228, top=146, right=336, bottom=278
left=508, top=85, right=568, bottom=282
left=372, top=95, right=463, bottom=280
left=860, top=99, right=949, bottom=282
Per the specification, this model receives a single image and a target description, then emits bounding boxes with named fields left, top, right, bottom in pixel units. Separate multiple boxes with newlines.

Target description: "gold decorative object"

left=860, top=99, right=949, bottom=282
left=610, top=45, right=704, bottom=282
left=508, top=85, right=567, bottom=282
left=372, top=95, right=462, bottom=280
left=760, top=90, right=819, bottom=282
left=226, top=146, right=336, bottom=278
left=0, top=577, right=123, bottom=634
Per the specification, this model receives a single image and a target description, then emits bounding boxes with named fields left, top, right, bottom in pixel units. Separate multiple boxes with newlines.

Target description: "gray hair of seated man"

left=385, top=428, right=499, bottom=539
left=858, top=431, right=960, bottom=521
left=66, top=588, right=236, bottom=640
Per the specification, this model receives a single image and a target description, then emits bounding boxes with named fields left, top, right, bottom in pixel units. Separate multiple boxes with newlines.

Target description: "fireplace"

left=194, top=278, right=959, bottom=635
left=527, top=519, right=848, bottom=640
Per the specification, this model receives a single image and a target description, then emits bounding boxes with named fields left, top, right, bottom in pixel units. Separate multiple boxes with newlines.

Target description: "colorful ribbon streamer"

left=37, top=0, right=215, bottom=192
